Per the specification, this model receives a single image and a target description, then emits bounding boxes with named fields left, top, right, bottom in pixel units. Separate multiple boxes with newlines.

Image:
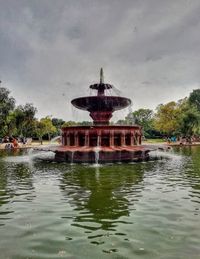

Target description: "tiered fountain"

left=41, top=69, right=151, bottom=163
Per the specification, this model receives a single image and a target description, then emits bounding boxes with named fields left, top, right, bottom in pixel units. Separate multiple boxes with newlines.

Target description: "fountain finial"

left=100, top=68, right=104, bottom=84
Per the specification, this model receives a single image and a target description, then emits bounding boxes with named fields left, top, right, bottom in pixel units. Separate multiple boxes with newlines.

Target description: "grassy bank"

left=143, top=138, right=166, bottom=144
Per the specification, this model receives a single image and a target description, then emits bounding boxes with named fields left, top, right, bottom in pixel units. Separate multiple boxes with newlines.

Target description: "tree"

left=153, top=102, right=181, bottom=135
left=0, top=87, right=15, bottom=136
left=14, top=103, right=37, bottom=137
left=78, top=121, right=93, bottom=126
left=126, top=108, right=154, bottom=137
left=52, top=118, right=65, bottom=134
left=180, top=109, right=200, bottom=136
left=40, top=117, right=57, bottom=140
left=62, top=121, right=77, bottom=127
left=153, top=98, right=200, bottom=137
left=115, top=119, right=127, bottom=125
left=189, top=89, right=200, bottom=111
left=4, top=112, right=17, bottom=136
left=178, top=98, right=200, bottom=136
left=35, top=120, right=47, bottom=145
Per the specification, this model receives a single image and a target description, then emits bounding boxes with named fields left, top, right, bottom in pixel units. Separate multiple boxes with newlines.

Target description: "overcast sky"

left=0, top=0, right=200, bottom=121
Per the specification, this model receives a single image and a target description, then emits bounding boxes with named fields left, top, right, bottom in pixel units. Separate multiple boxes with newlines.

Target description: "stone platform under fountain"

left=37, top=69, right=152, bottom=163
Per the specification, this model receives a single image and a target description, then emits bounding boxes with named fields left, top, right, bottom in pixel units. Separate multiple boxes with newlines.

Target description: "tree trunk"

left=40, top=137, right=43, bottom=145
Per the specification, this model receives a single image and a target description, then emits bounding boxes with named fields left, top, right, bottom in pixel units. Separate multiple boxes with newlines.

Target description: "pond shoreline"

left=0, top=142, right=50, bottom=150
left=1, top=141, right=200, bottom=151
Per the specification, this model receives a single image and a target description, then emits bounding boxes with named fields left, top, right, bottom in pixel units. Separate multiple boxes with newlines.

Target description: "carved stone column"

left=121, top=132, right=126, bottom=146
left=62, top=133, right=65, bottom=145
left=110, top=131, right=114, bottom=146
left=139, top=135, right=142, bottom=145
left=75, top=132, right=79, bottom=146
left=66, top=133, right=70, bottom=146
left=85, top=131, right=89, bottom=146
left=130, top=131, right=134, bottom=146
left=97, top=133, right=102, bottom=146
left=134, top=134, right=138, bottom=145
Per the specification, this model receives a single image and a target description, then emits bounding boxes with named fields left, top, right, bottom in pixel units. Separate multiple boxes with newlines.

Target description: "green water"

left=0, top=147, right=200, bottom=259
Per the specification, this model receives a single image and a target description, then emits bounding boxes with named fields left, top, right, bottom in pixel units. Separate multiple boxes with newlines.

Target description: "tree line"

left=0, top=87, right=94, bottom=143
left=118, top=89, right=200, bottom=139
left=1, top=86, right=200, bottom=142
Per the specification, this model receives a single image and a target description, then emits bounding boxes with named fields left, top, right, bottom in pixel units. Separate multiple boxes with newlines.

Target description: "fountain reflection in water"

left=94, top=135, right=100, bottom=165
left=71, top=151, right=75, bottom=164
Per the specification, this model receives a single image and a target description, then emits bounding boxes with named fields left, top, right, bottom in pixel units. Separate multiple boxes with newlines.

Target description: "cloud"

left=0, top=0, right=200, bottom=121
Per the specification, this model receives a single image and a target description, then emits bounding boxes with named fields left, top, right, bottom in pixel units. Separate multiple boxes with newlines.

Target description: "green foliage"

left=126, top=109, right=154, bottom=137
left=34, top=117, right=56, bottom=144
left=14, top=103, right=37, bottom=137
left=51, top=117, right=65, bottom=135
left=4, top=112, right=17, bottom=136
left=189, top=89, right=200, bottom=111
left=62, top=121, right=77, bottom=127
left=35, top=120, right=47, bottom=144
left=40, top=117, right=57, bottom=140
left=154, top=97, right=200, bottom=137
left=178, top=99, right=200, bottom=136
left=130, top=109, right=153, bottom=124
left=0, top=88, right=37, bottom=138
left=115, top=119, right=127, bottom=125
left=153, top=102, right=181, bottom=135
left=78, top=121, right=93, bottom=126
left=0, top=87, right=15, bottom=136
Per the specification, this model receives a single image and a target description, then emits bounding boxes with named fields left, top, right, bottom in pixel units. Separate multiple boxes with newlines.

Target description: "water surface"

left=0, top=147, right=200, bottom=258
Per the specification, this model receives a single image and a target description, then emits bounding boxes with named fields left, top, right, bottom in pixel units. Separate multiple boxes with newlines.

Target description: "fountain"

left=38, top=69, right=151, bottom=162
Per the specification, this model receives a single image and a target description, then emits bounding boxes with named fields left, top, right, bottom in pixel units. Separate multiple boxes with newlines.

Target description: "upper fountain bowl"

left=70, top=68, right=132, bottom=125
left=71, top=96, right=131, bottom=112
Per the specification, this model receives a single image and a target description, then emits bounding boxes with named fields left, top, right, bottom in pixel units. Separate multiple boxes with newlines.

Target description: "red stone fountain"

left=40, top=69, right=151, bottom=163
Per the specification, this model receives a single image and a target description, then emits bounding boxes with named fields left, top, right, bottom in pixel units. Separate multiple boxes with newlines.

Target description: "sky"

left=0, top=0, right=200, bottom=122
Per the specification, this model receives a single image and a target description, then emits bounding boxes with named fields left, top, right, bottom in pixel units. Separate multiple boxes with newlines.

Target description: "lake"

left=0, top=147, right=200, bottom=259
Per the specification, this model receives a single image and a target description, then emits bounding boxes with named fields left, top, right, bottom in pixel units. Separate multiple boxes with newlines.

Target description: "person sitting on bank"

left=3, top=136, right=9, bottom=143
left=12, top=137, right=19, bottom=148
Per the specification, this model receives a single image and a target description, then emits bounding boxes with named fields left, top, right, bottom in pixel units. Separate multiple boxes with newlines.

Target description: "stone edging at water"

left=169, top=142, right=200, bottom=147
left=0, top=143, right=44, bottom=150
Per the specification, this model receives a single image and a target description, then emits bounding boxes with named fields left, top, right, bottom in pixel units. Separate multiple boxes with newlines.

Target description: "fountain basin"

left=36, top=145, right=151, bottom=163
left=36, top=125, right=152, bottom=163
